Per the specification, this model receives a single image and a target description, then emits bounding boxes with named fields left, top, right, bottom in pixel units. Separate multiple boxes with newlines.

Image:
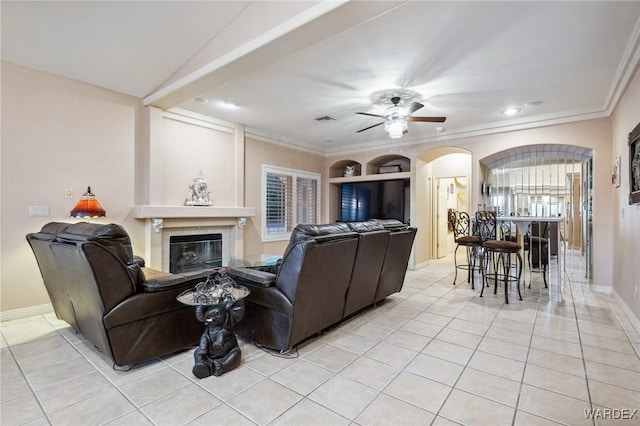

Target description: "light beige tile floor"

left=1, top=253, right=639, bottom=425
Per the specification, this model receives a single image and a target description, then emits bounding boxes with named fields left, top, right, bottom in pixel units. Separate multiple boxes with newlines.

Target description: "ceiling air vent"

left=315, top=115, right=336, bottom=121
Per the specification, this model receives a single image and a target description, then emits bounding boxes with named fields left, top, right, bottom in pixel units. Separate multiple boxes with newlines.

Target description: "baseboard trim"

left=591, top=285, right=613, bottom=293
left=412, top=260, right=430, bottom=270
left=0, top=304, right=54, bottom=323
left=612, top=290, right=640, bottom=335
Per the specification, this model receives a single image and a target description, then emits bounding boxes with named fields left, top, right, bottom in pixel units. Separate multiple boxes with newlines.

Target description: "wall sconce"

left=70, top=186, right=106, bottom=218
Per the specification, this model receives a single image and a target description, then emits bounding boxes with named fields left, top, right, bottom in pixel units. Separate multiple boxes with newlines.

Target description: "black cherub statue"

left=192, top=299, right=244, bottom=378
left=193, top=269, right=244, bottom=379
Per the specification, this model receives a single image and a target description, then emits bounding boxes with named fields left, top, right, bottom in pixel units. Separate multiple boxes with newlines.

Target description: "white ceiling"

left=3, top=1, right=640, bottom=154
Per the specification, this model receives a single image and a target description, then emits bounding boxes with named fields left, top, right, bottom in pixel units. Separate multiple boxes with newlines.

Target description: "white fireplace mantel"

left=132, top=205, right=256, bottom=219
left=132, top=205, right=256, bottom=232
left=131, top=205, right=255, bottom=270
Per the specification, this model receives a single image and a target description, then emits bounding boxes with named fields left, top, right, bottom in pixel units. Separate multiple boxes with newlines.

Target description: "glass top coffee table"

left=226, top=254, right=281, bottom=268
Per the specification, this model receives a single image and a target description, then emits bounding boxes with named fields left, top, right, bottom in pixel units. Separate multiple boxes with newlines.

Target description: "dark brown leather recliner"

left=370, top=219, right=418, bottom=303
left=27, top=222, right=213, bottom=367
left=230, top=223, right=359, bottom=352
left=343, top=220, right=390, bottom=318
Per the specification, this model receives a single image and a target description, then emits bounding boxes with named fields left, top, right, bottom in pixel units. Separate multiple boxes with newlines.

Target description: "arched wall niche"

left=367, top=154, right=410, bottom=174
left=329, top=159, right=361, bottom=178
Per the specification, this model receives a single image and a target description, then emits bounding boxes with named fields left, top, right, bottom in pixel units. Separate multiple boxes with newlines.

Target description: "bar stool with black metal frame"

left=477, top=211, right=523, bottom=304
left=448, top=211, right=482, bottom=289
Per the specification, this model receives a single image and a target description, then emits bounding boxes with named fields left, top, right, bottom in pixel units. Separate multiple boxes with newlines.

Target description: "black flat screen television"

left=340, top=179, right=406, bottom=222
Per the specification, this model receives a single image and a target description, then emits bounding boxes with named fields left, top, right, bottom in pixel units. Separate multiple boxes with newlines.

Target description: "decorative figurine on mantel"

left=185, top=171, right=213, bottom=206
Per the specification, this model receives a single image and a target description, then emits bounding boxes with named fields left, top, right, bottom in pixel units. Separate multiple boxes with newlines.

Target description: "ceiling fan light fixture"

left=385, top=117, right=407, bottom=139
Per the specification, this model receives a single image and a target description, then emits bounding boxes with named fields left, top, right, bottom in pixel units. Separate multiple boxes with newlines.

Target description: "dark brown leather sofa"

left=229, top=220, right=416, bottom=352
left=27, top=222, right=213, bottom=367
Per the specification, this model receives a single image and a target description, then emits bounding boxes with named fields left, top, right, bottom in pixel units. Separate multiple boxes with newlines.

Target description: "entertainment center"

left=328, top=154, right=411, bottom=224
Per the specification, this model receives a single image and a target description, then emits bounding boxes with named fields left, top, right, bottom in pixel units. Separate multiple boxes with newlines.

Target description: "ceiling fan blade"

left=406, top=102, right=424, bottom=114
left=409, top=116, right=447, bottom=123
left=356, top=112, right=385, bottom=118
left=356, top=122, right=385, bottom=133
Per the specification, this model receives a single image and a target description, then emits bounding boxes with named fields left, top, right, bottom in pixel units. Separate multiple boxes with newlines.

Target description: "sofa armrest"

left=228, top=267, right=276, bottom=288
left=132, top=255, right=145, bottom=267
left=139, top=267, right=215, bottom=292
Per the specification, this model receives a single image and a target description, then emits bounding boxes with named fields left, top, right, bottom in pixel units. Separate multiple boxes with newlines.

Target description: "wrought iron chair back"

left=475, top=210, right=497, bottom=242
left=449, top=210, right=472, bottom=239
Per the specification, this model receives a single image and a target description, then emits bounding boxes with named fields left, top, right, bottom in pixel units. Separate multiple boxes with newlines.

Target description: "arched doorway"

left=416, top=147, right=472, bottom=263
left=479, top=144, right=593, bottom=283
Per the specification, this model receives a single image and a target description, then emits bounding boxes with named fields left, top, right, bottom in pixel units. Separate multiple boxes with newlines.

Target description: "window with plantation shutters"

left=262, top=165, right=321, bottom=241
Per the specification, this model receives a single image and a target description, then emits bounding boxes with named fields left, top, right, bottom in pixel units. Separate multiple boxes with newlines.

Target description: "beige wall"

left=413, top=158, right=429, bottom=266
left=243, top=136, right=325, bottom=256
left=160, top=117, right=235, bottom=206
left=1, top=61, right=143, bottom=313
left=611, top=70, right=640, bottom=322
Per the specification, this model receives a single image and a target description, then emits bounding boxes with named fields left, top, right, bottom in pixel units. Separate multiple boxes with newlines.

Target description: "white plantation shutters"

left=296, top=176, right=318, bottom=224
left=262, top=165, right=321, bottom=241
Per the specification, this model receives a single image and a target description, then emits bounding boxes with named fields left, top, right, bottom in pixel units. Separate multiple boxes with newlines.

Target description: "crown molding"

left=323, top=107, right=610, bottom=156
left=245, top=127, right=326, bottom=156
left=605, top=15, right=640, bottom=115
left=164, top=108, right=235, bottom=133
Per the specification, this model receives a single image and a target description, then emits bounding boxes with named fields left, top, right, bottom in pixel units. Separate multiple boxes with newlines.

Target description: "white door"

left=436, top=178, right=449, bottom=258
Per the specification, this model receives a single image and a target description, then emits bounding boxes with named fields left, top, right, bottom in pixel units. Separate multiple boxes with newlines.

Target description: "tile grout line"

left=1, top=320, right=55, bottom=426
left=44, top=314, right=162, bottom=426
left=428, top=273, right=516, bottom=425
left=565, top=267, right=596, bottom=426
left=510, top=288, right=551, bottom=425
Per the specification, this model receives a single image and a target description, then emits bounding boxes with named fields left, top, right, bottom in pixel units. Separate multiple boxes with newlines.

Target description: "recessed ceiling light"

left=221, top=101, right=238, bottom=109
left=193, top=97, right=208, bottom=103
left=502, top=107, right=521, bottom=116
left=436, top=126, right=446, bottom=132
left=525, top=100, right=543, bottom=107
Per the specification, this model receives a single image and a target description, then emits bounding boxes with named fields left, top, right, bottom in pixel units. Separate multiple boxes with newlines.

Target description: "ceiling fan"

left=356, top=96, right=446, bottom=139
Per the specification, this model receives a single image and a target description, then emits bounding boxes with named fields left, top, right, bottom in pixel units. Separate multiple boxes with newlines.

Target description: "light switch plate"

left=65, top=188, right=73, bottom=199
left=29, top=205, right=50, bottom=217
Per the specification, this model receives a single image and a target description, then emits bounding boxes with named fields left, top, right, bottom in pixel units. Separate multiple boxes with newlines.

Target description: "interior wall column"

left=234, top=123, right=246, bottom=256
left=147, top=106, right=164, bottom=205
left=144, top=106, right=164, bottom=268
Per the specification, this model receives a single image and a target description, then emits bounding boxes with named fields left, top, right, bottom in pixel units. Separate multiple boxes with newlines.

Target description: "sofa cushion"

left=289, top=222, right=351, bottom=244
left=346, top=220, right=385, bottom=233
left=40, top=222, right=73, bottom=235
left=56, top=223, right=135, bottom=264
left=371, top=219, right=408, bottom=231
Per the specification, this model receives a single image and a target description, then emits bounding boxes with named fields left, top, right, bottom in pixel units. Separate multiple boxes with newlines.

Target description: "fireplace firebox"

left=169, top=234, right=222, bottom=273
